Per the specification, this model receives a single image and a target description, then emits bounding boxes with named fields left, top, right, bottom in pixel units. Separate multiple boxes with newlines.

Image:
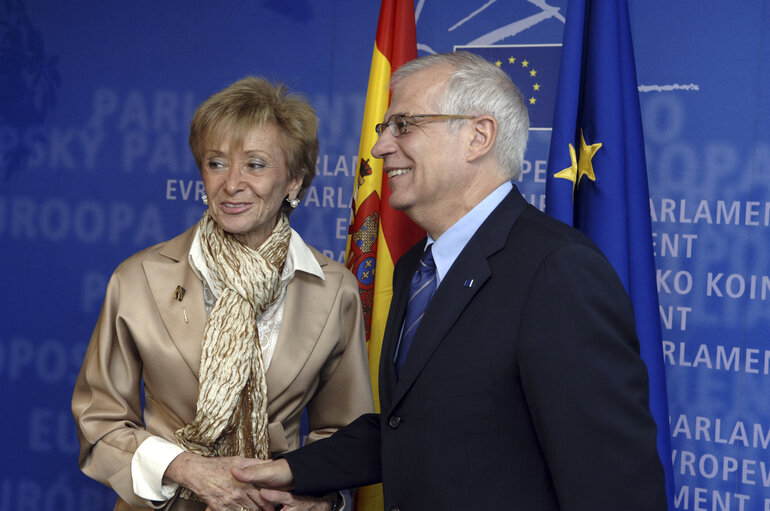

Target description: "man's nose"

left=371, top=129, right=396, bottom=159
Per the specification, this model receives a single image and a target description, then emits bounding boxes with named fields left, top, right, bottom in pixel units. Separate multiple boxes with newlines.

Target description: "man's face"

left=371, top=65, right=468, bottom=225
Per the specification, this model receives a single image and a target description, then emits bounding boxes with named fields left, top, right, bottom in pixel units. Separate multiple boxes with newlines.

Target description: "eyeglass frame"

left=374, top=113, right=476, bottom=138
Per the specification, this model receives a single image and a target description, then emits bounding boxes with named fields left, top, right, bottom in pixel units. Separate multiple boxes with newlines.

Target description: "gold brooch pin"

left=174, top=285, right=186, bottom=302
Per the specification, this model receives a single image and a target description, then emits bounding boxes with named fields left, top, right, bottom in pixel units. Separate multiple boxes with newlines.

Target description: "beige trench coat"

left=72, top=226, right=373, bottom=510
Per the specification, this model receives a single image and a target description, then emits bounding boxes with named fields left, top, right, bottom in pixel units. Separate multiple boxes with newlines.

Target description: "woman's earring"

left=201, top=194, right=208, bottom=206
left=287, top=197, right=300, bottom=208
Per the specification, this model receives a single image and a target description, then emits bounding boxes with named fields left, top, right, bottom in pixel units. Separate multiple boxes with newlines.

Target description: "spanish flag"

left=345, top=0, right=423, bottom=508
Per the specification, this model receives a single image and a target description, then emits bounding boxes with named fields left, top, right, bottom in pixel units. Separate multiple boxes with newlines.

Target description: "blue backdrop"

left=1, top=1, right=769, bottom=509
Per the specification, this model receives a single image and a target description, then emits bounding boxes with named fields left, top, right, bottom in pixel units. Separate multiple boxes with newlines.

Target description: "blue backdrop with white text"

left=1, top=1, right=769, bottom=509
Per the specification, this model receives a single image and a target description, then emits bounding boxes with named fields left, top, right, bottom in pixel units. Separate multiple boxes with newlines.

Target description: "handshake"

left=166, top=453, right=339, bottom=511
left=230, top=459, right=344, bottom=511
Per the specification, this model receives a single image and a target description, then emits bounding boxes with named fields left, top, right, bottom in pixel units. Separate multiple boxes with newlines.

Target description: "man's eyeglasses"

left=374, top=113, right=475, bottom=138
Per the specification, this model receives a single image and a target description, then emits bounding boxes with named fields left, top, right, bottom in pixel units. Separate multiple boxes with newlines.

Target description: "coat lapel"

left=143, top=226, right=206, bottom=379
left=387, top=189, right=529, bottom=409
left=142, top=227, right=334, bottom=396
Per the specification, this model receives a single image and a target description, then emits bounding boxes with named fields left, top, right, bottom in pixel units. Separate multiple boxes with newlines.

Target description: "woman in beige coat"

left=72, top=77, right=373, bottom=511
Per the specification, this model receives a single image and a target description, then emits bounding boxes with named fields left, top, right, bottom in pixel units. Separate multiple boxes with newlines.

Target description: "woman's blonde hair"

left=189, top=77, right=318, bottom=213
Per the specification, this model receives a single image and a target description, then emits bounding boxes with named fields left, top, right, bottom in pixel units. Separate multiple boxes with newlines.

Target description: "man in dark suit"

left=235, top=51, right=667, bottom=511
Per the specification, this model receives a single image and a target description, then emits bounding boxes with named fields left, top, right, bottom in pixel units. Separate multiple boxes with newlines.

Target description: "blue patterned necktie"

left=396, top=245, right=437, bottom=373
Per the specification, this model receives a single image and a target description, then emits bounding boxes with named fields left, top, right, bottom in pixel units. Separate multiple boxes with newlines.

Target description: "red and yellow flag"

left=345, top=0, right=423, bottom=508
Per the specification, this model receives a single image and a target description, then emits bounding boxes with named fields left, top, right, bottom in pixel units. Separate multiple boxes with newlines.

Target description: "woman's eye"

left=206, top=159, right=226, bottom=171
left=247, top=160, right=265, bottom=171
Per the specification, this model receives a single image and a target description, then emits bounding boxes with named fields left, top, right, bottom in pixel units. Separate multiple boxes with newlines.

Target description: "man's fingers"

left=259, top=488, right=295, bottom=505
left=247, top=487, right=277, bottom=511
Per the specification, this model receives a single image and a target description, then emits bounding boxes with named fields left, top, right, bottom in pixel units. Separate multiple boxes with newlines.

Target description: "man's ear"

left=466, top=115, right=497, bottom=163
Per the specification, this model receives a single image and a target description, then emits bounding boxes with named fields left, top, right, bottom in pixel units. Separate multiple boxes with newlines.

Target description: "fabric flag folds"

left=345, top=0, right=423, bottom=508
left=544, top=0, right=675, bottom=507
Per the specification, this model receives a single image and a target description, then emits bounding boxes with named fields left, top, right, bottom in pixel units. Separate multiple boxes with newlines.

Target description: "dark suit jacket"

left=285, top=188, right=667, bottom=510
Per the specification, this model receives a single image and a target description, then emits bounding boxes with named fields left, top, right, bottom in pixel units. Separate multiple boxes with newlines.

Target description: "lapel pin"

left=174, top=285, right=186, bottom=302
left=464, top=279, right=474, bottom=288
left=183, top=308, right=188, bottom=324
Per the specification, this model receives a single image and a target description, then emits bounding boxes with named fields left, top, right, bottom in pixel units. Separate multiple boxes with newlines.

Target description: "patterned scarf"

left=175, top=210, right=290, bottom=497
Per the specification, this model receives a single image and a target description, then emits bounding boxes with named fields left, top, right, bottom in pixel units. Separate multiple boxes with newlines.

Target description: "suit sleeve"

left=516, top=243, right=667, bottom=510
left=71, top=268, right=159, bottom=508
left=284, top=412, right=382, bottom=494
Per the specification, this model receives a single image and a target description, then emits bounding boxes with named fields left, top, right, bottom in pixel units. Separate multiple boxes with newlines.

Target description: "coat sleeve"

left=517, top=243, right=667, bottom=510
left=283, top=267, right=381, bottom=494
left=71, top=266, right=159, bottom=509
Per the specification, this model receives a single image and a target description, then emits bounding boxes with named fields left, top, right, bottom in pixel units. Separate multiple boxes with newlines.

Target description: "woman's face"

left=201, top=124, right=302, bottom=250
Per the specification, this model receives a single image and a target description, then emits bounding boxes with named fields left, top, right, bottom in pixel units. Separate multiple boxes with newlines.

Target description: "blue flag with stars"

left=456, top=44, right=561, bottom=130
left=545, top=0, right=675, bottom=507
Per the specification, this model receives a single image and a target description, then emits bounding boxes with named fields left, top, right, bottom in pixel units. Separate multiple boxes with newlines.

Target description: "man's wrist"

left=328, top=491, right=343, bottom=511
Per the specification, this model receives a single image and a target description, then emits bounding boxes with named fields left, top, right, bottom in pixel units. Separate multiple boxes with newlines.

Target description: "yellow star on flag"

left=495, top=60, right=502, bottom=67
left=553, top=128, right=603, bottom=196
left=533, top=83, right=540, bottom=91
left=529, top=97, right=536, bottom=104
left=529, top=69, right=537, bottom=77
left=521, top=59, right=529, bottom=67
left=508, top=56, right=516, bottom=64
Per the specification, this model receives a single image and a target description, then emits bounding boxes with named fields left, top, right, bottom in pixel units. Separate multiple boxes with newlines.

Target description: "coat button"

left=388, top=416, right=401, bottom=429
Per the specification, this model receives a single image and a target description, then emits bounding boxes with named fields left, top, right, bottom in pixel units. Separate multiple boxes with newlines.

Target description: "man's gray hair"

left=392, top=51, right=530, bottom=179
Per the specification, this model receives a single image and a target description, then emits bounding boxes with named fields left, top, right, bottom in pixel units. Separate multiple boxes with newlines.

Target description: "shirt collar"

left=286, top=228, right=325, bottom=280
left=427, top=180, right=512, bottom=286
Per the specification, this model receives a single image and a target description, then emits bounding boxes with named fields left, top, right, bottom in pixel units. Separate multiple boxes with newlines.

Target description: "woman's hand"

left=164, top=452, right=275, bottom=511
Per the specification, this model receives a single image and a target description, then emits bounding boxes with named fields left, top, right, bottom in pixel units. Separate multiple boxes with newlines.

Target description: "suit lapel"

left=143, top=226, right=206, bottom=379
left=265, top=253, right=336, bottom=401
left=387, top=189, right=529, bottom=410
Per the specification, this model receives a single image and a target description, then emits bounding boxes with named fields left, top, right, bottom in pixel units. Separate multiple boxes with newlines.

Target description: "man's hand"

left=231, top=458, right=295, bottom=490
left=258, top=489, right=337, bottom=511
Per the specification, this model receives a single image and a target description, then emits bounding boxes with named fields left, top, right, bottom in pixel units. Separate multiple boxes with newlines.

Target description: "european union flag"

left=545, top=0, right=675, bottom=507
left=456, top=44, right=561, bottom=129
